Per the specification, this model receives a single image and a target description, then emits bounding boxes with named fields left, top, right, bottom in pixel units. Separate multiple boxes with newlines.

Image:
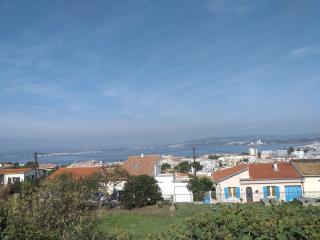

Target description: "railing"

left=161, top=191, right=320, bottom=204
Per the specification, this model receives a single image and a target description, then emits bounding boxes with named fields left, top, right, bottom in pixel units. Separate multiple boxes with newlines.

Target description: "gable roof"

left=49, top=167, right=101, bottom=179
left=248, top=163, right=300, bottom=180
left=123, top=155, right=160, bottom=176
left=291, top=159, right=320, bottom=176
left=0, top=168, right=32, bottom=175
left=212, top=164, right=248, bottom=182
left=212, top=162, right=300, bottom=183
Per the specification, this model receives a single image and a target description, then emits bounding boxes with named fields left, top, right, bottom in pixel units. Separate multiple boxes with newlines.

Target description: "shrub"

left=153, top=203, right=320, bottom=240
left=187, top=177, right=213, bottom=201
left=121, top=175, right=162, bottom=209
left=1, top=174, right=99, bottom=240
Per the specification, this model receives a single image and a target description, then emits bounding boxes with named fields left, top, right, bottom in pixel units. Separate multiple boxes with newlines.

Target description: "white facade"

left=214, top=169, right=303, bottom=203
left=249, top=148, right=258, bottom=156
left=0, top=169, right=39, bottom=185
left=155, top=174, right=193, bottom=203
left=302, top=177, right=320, bottom=198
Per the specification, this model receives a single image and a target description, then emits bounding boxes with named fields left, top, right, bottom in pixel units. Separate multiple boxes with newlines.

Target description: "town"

left=1, top=141, right=320, bottom=205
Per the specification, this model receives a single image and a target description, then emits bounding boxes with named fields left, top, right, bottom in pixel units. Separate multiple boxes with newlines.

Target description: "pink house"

left=212, top=163, right=303, bottom=203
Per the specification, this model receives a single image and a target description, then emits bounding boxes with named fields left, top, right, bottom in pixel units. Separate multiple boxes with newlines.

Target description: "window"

left=266, top=186, right=276, bottom=197
left=13, top=177, right=20, bottom=183
left=7, top=177, right=12, bottom=184
left=228, top=187, right=237, bottom=198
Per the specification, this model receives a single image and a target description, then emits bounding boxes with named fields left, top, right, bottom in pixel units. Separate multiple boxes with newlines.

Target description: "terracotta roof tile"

left=248, top=163, right=300, bottom=179
left=49, top=167, right=101, bottom=179
left=212, top=162, right=300, bottom=183
left=0, top=168, right=32, bottom=174
left=212, top=165, right=248, bottom=182
left=123, top=155, right=160, bottom=176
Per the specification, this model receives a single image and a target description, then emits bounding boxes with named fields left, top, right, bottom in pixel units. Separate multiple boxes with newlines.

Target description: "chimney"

left=273, top=162, right=279, bottom=171
left=141, top=153, right=144, bottom=158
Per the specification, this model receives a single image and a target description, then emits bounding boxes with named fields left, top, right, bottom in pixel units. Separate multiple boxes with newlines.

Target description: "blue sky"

left=0, top=0, right=320, bottom=145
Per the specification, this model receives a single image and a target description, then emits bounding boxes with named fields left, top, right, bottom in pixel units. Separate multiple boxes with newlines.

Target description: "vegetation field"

left=96, top=202, right=320, bottom=240
left=96, top=203, right=212, bottom=239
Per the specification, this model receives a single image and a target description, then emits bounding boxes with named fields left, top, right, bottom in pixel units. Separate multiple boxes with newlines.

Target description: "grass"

left=95, top=203, right=212, bottom=239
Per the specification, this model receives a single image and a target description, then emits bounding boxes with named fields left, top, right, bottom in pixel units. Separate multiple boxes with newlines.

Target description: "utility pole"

left=33, top=152, right=40, bottom=182
left=192, top=146, right=196, bottom=178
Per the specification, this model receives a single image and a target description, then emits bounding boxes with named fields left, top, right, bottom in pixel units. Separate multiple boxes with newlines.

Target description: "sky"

left=0, top=0, right=320, bottom=147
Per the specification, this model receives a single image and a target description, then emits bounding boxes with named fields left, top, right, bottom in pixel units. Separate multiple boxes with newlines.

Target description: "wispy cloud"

left=288, top=47, right=320, bottom=59
left=207, top=0, right=266, bottom=15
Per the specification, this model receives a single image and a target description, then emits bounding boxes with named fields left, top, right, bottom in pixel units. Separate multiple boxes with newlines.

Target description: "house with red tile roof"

left=49, top=166, right=101, bottom=179
left=212, top=162, right=303, bottom=203
left=123, top=154, right=160, bottom=176
left=0, top=168, right=40, bottom=186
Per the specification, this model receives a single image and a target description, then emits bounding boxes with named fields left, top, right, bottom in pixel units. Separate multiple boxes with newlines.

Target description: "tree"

left=187, top=177, right=213, bottom=201
left=208, top=155, right=219, bottom=160
left=287, top=146, right=295, bottom=155
left=174, top=161, right=191, bottom=173
left=160, top=163, right=171, bottom=173
left=121, top=175, right=162, bottom=209
left=93, top=165, right=129, bottom=195
left=24, top=161, right=36, bottom=168
left=191, top=162, right=203, bottom=172
left=2, top=174, right=99, bottom=239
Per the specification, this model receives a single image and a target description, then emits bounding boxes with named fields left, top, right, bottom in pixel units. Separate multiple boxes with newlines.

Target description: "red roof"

left=49, top=167, right=101, bottom=179
left=212, top=164, right=248, bottom=182
left=0, top=168, right=32, bottom=174
left=212, top=163, right=300, bottom=183
left=123, top=155, right=160, bottom=176
left=248, top=163, right=300, bottom=179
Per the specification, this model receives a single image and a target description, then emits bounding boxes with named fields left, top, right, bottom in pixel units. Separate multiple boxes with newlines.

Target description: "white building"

left=292, top=159, right=320, bottom=198
left=248, top=148, right=258, bottom=156
left=212, top=163, right=303, bottom=203
left=292, top=150, right=305, bottom=159
left=155, top=173, right=193, bottom=203
left=0, top=168, right=40, bottom=186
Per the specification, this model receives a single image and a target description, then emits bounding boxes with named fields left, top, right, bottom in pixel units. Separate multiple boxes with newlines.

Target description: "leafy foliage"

left=0, top=174, right=99, bottom=240
left=154, top=203, right=320, bottom=240
left=208, top=155, right=219, bottom=160
left=160, top=163, right=171, bottom=173
left=174, top=161, right=191, bottom=173
left=121, top=175, right=162, bottom=209
left=187, top=177, right=213, bottom=201
left=92, top=165, right=129, bottom=194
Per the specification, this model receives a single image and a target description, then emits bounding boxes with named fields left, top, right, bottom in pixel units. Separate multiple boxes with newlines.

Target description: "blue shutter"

left=224, top=187, right=229, bottom=199
left=275, top=186, right=280, bottom=200
left=263, top=186, right=267, bottom=199
left=236, top=187, right=240, bottom=199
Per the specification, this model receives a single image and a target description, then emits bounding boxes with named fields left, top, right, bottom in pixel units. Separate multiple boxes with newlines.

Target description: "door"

left=246, top=187, right=253, bottom=203
left=285, top=185, right=302, bottom=202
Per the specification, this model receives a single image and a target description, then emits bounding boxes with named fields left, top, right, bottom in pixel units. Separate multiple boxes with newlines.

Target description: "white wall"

left=215, top=169, right=303, bottom=203
left=303, top=177, right=320, bottom=198
left=155, top=174, right=193, bottom=203
left=4, top=173, right=25, bottom=185
left=215, top=169, right=249, bottom=203
left=3, top=169, right=39, bottom=185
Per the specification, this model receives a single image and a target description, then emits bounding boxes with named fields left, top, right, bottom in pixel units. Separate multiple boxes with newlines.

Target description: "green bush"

left=0, top=174, right=99, bottom=240
left=121, top=175, right=162, bottom=209
left=153, top=203, right=320, bottom=240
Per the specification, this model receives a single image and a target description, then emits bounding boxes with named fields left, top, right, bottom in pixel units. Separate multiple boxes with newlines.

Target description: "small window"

left=228, top=187, right=237, bottom=198
left=267, top=186, right=276, bottom=197
left=13, top=177, right=20, bottom=183
left=8, top=177, right=12, bottom=184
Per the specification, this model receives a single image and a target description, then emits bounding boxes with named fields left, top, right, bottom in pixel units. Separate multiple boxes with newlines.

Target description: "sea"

left=0, top=143, right=299, bottom=166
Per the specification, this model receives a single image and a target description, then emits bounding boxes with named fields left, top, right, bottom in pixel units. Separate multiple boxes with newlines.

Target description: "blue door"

left=203, top=194, right=210, bottom=204
left=285, top=186, right=302, bottom=202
